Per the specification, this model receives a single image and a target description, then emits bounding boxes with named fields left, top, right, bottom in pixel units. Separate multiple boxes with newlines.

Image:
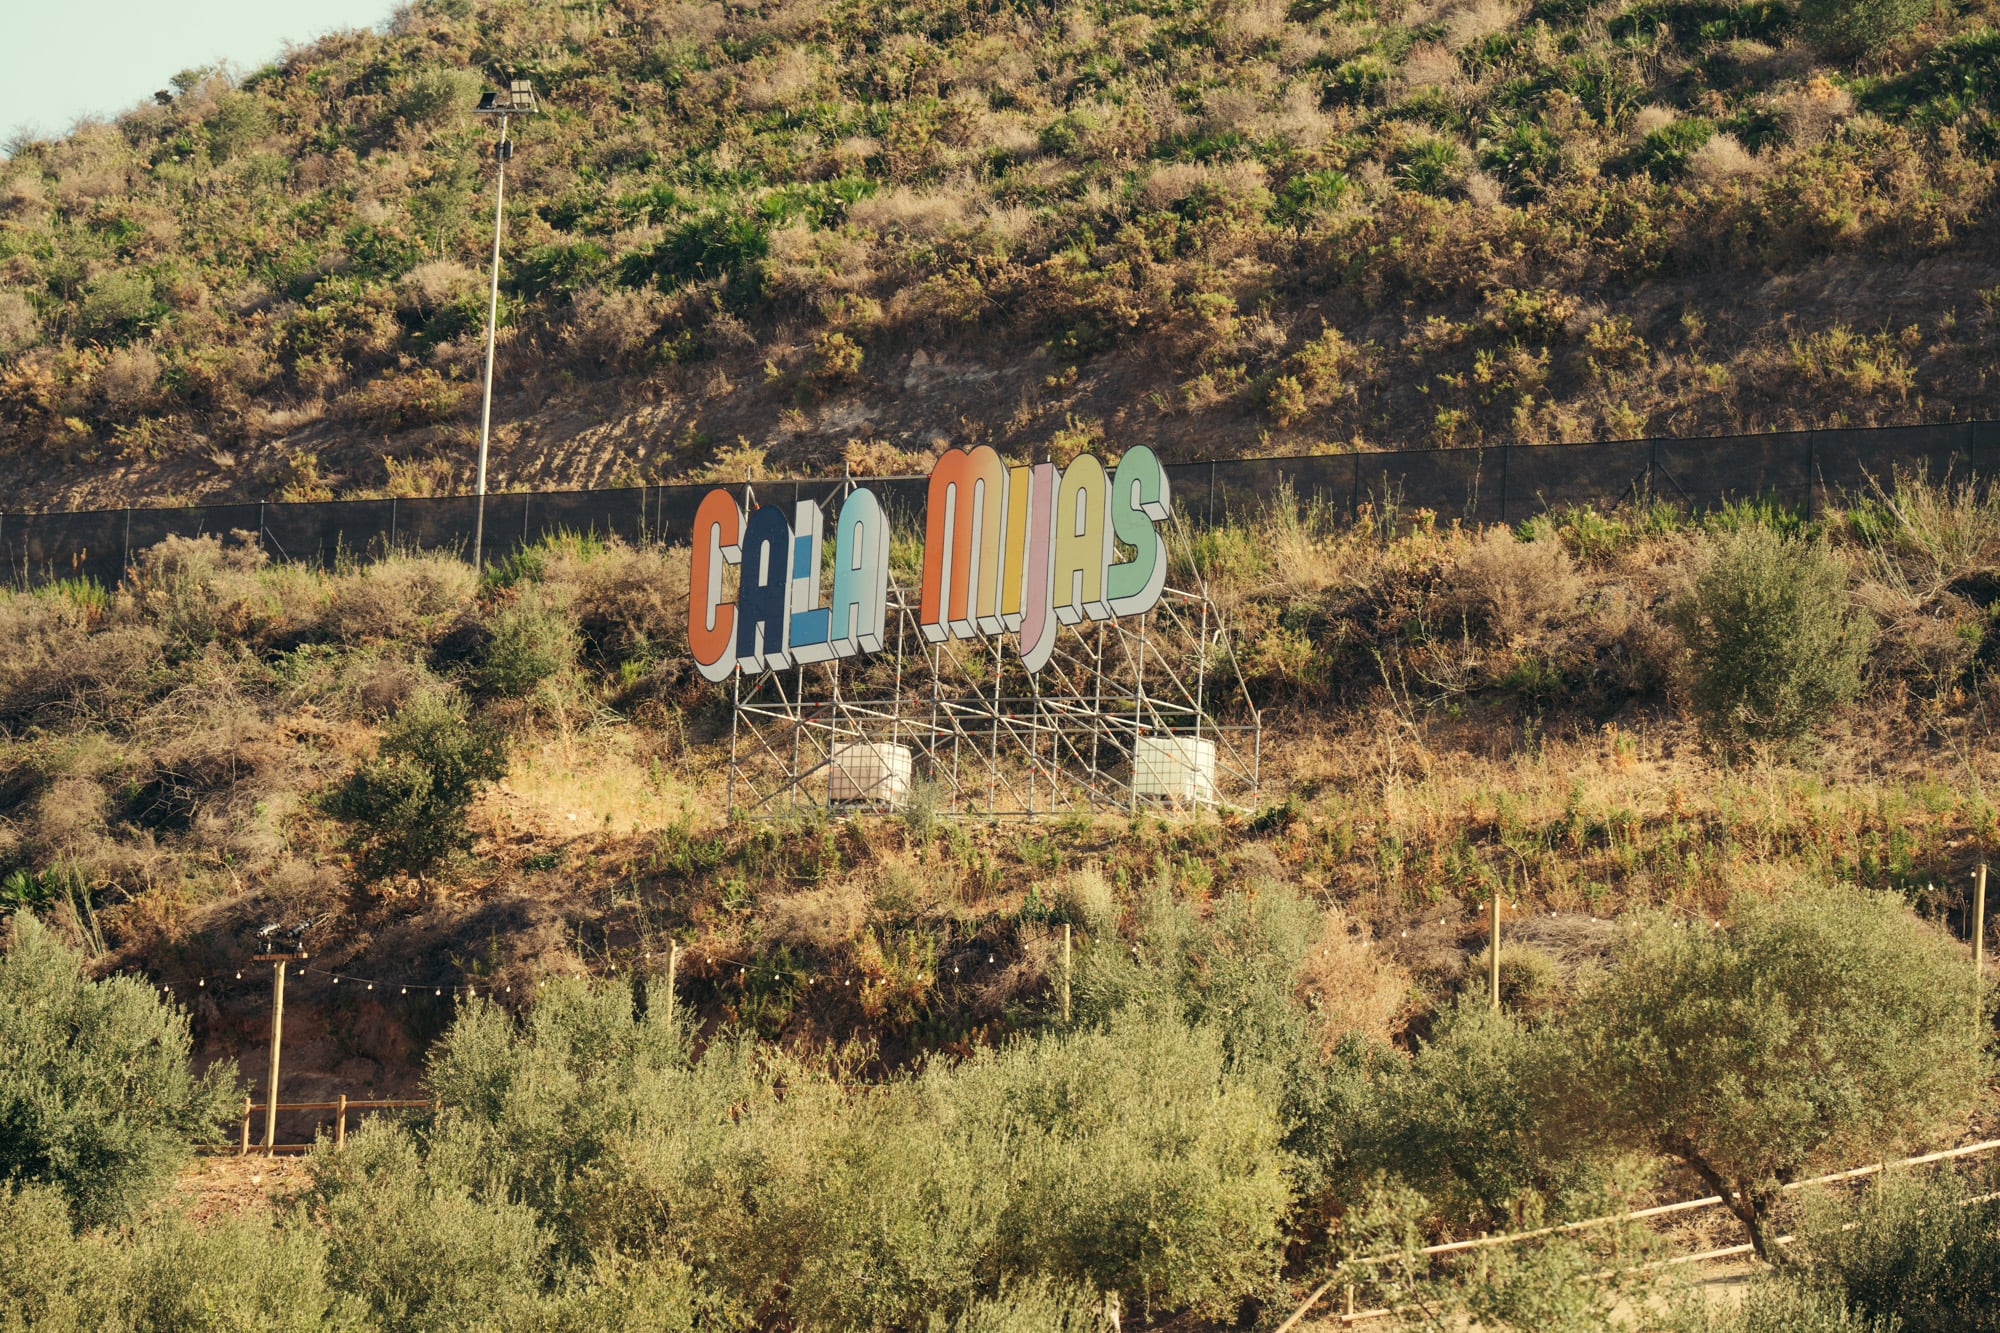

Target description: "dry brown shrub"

left=0, top=593, right=161, bottom=729
left=1444, top=528, right=1584, bottom=643
left=563, top=288, right=668, bottom=370
left=1462, top=941, right=1569, bottom=1016
left=124, top=533, right=275, bottom=649
left=1446, top=0, right=1520, bottom=46
left=97, top=345, right=162, bottom=414
left=1633, top=105, right=1679, bottom=136
left=321, top=554, right=477, bottom=646
left=0, top=173, right=45, bottom=217
left=396, top=260, right=481, bottom=317
left=539, top=539, right=689, bottom=666
left=767, top=880, right=871, bottom=950
left=0, top=291, right=38, bottom=353
left=1401, top=44, right=1461, bottom=87
left=1297, top=905, right=1411, bottom=1048
left=1776, top=74, right=1853, bottom=146
left=847, top=188, right=968, bottom=238
left=740, top=48, right=825, bottom=110
left=33, top=775, right=110, bottom=858
left=1688, top=133, right=1763, bottom=183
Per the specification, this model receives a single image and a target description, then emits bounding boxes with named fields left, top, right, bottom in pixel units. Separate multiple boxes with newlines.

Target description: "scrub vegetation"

left=5, top=0, right=2000, bottom=506
left=1, top=472, right=1999, bottom=1326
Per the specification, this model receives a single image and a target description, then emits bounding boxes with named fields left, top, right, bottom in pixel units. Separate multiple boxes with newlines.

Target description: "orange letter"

left=689, top=489, right=741, bottom=682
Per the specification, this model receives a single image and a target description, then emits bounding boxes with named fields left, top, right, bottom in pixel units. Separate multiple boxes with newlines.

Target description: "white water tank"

left=829, top=741, right=913, bottom=804
left=1133, top=736, right=1217, bottom=804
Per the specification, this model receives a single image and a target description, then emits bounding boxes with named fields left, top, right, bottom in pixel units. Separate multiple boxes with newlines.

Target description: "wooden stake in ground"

left=1976, top=863, right=1988, bottom=984
left=1062, top=924, right=1072, bottom=1025
left=253, top=953, right=306, bottom=1152
left=664, top=941, right=678, bottom=1034
left=1489, top=896, right=1502, bottom=1010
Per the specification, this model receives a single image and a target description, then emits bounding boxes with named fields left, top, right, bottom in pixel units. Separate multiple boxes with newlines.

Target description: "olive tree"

left=1541, top=886, right=1988, bottom=1258
left=1667, top=526, right=1870, bottom=756
left=326, top=689, right=507, bottom=882
left=0, top=914, right=239, bottom=1227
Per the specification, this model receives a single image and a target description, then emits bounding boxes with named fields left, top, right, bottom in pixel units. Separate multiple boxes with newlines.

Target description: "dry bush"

left=0, top=291, right=38, bottom=353
left=1462, top=941, right=1570, bottom=1016
left=0, top=593, right=160, bottom=730
left=1633, top=105, right=1679, bottom=136
left=0, top=173, right=45, bottom=217
left=336, top=367, right=472, bottom=431
left=1401, top=44, right=1461, bottom=88
left=740, top=48, right=825, bottom=110
left=1057, top=867, right=1120, bottom=933
left=1139, top=159, right=1267, bottom=211
left=846, top=188, right=967, bottom=238
left=123, top=533, right=274, bottom=654
left=31, top=776, right=110, bottom=861
left=538, top=540, right=689, bottom=668
left=766, top=880, right=870, bottom=950
left=396, top=260, right=481, bottom=317
left=1446, top=0, right=1520, bottom=46
left=321, top=554, right=478, bottom=646
left=1689, top=133, right=1763, bottom=183
left=96, top=346, right=162, bottom=414
left=1444, top=528, right=1585, bottom=643
left=1776, top=74, right=1853, bottom=146
left=1297, top=905, right=1411, bottom=1048
left=563, top=288, right=666, bottom=371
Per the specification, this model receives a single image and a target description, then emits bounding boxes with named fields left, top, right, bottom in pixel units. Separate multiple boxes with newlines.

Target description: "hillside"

left=6, top=0, right=2000, bottom=509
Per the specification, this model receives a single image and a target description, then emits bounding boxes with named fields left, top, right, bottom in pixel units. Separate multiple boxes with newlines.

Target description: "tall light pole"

left=471, top=80, right=540, bottom=569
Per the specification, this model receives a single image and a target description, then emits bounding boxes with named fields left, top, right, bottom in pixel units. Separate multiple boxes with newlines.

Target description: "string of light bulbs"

left=140, top=939, right=1024, bottom=1004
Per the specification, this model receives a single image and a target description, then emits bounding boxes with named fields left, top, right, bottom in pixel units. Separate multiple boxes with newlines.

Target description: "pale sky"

left=2, top=0, right=401, bottom=145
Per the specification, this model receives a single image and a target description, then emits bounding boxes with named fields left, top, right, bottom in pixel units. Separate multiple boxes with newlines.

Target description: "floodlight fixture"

left=470, top=79, right=541, bottom=569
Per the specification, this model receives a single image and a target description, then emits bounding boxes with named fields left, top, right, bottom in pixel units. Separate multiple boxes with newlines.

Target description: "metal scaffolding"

left=726, top=515, right=1261, bottom=819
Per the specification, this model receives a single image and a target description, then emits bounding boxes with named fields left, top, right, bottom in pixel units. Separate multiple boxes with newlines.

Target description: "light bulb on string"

left=235, top=972, right=242, bottom=980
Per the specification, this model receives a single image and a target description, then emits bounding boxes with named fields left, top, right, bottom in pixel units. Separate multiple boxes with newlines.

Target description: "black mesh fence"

left=4, top=421, right=1992, bottom=588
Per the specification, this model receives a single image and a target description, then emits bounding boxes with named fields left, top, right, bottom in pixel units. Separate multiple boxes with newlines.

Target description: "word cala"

left=688, top=446, right=1172, bottom=681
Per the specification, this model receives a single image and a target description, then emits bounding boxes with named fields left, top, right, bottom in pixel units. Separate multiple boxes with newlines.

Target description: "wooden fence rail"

left=220, top=1095, right=438, bottom=1156
left=1276, top=1137, right=2000, bottom=1330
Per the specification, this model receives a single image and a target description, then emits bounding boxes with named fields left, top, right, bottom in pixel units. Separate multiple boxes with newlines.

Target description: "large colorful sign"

left=689, top=445, right=1172, bottom=682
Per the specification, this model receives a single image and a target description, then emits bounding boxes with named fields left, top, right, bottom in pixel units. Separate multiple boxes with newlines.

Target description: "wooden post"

left=1489, top=896, right=1502, bottom=1010
left=264, top=959, right=287, bottom=1151
left=1061, top=924, right=1072, bottom=1025
left=239, top=1096, right=252, bottom=1156
left=1977, top=864, right=1989, bottom=975
left=335, top=1094, right=347, bottom=1149
left=664, top=942, right=678, bottom=1033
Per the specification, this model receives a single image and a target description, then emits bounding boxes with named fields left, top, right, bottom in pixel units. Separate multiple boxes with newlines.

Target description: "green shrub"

left=0, top=915, right=239, bottom=1227
left=393, top=66, right=478, bottom=128
left=116, top=1211, right=357, bottom=1332
left=299, top=1121, right=550, bottom=1331
left=1667, top=525, right=1871, bottom=754
left=0, top=1183, right=90, bottom=1331
left=1676, top=1278, right=1898, bottom=1333
left=477, top=592, right=578, bottom=697
left=325, top=689, right=507, bottom=880
left=1799, top=0, right=1930, bottom=55
left=1542, top=886, right=1989, bottom=1257
left=77, top=271, right=164, bottom=344
left=929, top=1278, right=1109, bottom=1332
left=420, top=980, right=1289, bottom=1326
left=1632, top=117, right=1715, bottom=178
left=1792, top=1167, right=2000, bottom=1332
left=1354, top=998, right=1583, bottom=1227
